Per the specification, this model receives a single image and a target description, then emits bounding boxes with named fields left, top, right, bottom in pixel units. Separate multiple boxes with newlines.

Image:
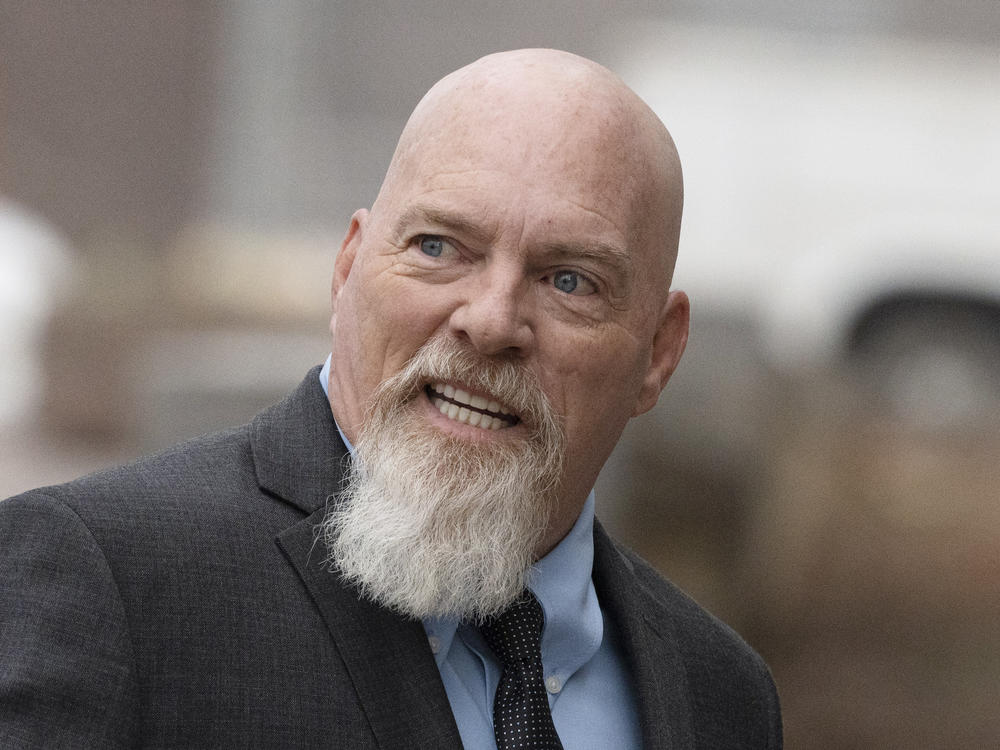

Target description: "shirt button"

left=427, top=636, right=441, bottom=654
left=545, top=675, right=562, bottom=694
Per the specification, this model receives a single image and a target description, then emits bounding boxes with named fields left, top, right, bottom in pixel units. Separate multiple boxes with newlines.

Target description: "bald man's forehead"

left=374, top=50, right=682, bottom=291
left=396, top=88, right=645, bottom=192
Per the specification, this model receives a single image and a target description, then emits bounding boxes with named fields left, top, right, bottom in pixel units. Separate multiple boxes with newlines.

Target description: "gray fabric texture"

left=1, top=367, right=781, bottom=748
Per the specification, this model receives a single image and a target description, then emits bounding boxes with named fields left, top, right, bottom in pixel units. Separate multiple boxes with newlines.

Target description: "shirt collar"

left=530, top=489, right=603, bottom=684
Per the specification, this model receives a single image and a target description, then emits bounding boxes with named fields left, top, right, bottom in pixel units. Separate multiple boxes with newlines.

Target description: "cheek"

left=356, top=276, right=455, bottom=376
left=542, top=330, right=647, bottom=440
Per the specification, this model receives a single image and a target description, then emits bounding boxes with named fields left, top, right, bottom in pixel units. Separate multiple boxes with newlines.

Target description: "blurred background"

left=2, top=2, right=998, bottom=747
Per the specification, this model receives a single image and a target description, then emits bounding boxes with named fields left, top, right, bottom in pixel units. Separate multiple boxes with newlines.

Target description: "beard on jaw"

left=322, top=337, right=566, bottom=623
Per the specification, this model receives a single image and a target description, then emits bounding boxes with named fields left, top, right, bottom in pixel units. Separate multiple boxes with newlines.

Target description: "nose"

left=447, top=266, right=534, bottom=357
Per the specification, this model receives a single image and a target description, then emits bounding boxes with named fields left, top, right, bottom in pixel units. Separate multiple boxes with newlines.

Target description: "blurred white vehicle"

left=0, top=201, right=72, bottom=425
left=614, top=23, right=1000, bottom=426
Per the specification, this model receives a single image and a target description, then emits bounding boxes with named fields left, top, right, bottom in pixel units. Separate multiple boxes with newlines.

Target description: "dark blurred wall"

left=1, top=2, right=219, bottom=247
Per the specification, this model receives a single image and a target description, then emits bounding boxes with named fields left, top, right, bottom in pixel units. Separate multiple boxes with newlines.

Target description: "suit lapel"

left=593, top=522, right=695, bottom=750
left=277, top=511, right=463, bottom=750
left=251, top=368, right=463, bottom=750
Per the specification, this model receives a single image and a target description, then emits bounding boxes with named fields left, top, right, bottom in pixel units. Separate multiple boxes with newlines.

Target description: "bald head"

left=374, top=49, right=684, bottom=292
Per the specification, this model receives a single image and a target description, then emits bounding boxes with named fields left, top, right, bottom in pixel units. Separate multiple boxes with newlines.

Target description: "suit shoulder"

left=5, top=424, right=259, bottom=523
left=65, top=423, right=244, bottom=485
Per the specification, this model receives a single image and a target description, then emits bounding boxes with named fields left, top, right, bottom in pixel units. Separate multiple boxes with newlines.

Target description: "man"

left=1, top=50, right=781, bottom=748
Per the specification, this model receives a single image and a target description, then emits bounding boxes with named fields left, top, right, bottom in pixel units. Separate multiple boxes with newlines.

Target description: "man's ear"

left=330, top=209, right=368, bottom=337
left=633, top=290, right=690, bottom=417
left=332, top=209, right=369, bottom=305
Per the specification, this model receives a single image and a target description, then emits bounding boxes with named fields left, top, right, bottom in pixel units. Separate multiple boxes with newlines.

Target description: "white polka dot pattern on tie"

left=479, top=590, right=564, bottom=750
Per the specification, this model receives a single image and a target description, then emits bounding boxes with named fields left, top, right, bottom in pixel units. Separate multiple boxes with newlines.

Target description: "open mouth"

left=425, top=383, right=520, bottom=430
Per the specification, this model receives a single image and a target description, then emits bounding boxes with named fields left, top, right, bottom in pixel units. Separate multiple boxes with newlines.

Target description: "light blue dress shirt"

left=319, top=357, right=641, bottom=748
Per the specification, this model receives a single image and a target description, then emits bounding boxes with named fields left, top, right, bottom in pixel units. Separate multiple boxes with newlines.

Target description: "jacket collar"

left=249, top=366, right=349, bottom=515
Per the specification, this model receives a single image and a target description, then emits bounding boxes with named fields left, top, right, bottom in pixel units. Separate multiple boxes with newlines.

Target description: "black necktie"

left=479, top=590, right=564, bottom=750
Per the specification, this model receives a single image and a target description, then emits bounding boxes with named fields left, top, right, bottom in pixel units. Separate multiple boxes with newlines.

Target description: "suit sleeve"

left=0, top=492, right=140, bottom=748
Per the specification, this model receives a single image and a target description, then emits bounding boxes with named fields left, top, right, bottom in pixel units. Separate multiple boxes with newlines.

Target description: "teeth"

left=432, top=389, right=513, bottom=430
left=430, top=383, right=514, bottom=418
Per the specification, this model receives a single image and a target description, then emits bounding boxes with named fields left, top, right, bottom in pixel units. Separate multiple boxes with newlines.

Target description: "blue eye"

left=553, top=270, right=580, bottom=294
left=420, top=236, right=444, bottom=257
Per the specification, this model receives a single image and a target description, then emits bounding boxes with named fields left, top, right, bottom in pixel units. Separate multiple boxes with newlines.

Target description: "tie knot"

left=479, top=590, right=545, bottom=665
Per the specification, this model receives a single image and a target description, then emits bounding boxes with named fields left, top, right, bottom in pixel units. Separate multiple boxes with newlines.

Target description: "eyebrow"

left=392, top=204, right=497, bottom=247
left=538, top=242, right=635, bottom=288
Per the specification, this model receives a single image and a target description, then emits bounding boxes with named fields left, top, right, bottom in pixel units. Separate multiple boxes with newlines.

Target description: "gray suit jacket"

left=0, top=368, right=781, bottom=748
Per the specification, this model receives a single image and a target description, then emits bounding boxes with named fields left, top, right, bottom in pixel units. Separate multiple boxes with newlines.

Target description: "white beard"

left=321, top=337, right=565, bottom=622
